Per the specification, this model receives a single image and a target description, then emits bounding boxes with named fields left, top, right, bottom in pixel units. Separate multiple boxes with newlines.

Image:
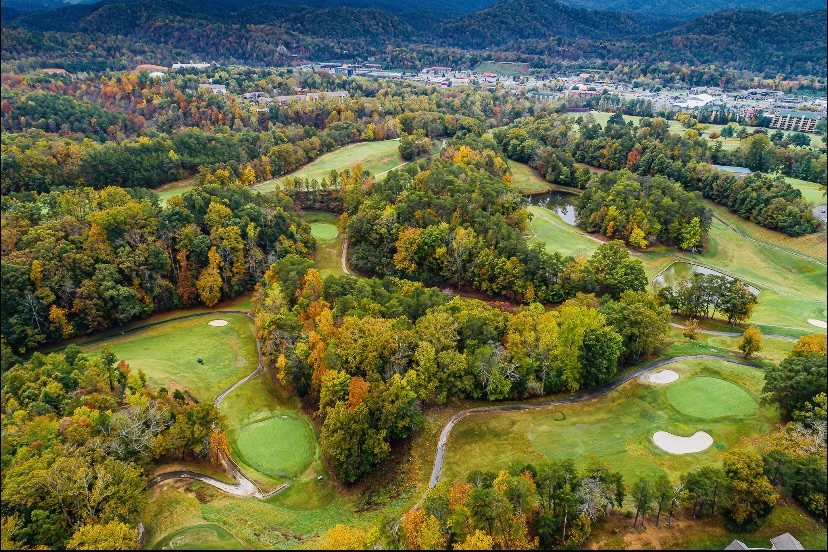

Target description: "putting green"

left=310, top=223, right=339, bottom=241
left=152, top=524, right=245, bottom=550
left=666, top=377, right=757, bottom=418
left=236, top=414, right=314, bottom=478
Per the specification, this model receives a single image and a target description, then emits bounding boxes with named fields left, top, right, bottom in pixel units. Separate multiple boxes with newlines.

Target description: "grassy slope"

left=254, top=140, right=404, bottom=193
left=527, top=205, right=600, bottom=258
left=153, top=140, right=404, bottom=203
left=474, top=61, right=531, bottom=76
left=785, top=176, right=827, bottom=205
left=82, top=313, right=257, bottom=402
left=304, top=211, right=344, bottom=279
left=440, top=358, right=777, bottom=485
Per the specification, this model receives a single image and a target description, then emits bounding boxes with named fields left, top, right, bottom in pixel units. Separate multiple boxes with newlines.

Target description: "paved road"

left=143, top=311, right=287, bottom=499
left=428, top=354, right=761, bottom=488
left=668, top=322, right=798, bottom=342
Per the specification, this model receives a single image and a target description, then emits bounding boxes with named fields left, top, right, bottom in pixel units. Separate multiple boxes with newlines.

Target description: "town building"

left=769, top=110, right=821, bottom=133
left=172, top=62, right=211, bottom=69
left=198, top=84, right=226, bottom=94
left=725, top=532, right=803, bottom=551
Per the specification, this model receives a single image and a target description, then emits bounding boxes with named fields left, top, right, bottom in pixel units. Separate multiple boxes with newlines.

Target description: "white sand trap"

left=653, top=431, right=713, bottom=454
left=807, top=319, right=827, bottom=329
left=208, top=319, right=228, bottom=326
left=644, top=370, right=679, bottom=384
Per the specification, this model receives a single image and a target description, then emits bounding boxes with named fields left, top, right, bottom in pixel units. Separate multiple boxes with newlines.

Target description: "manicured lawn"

left=309, top=223, right=339, bottom=241
left=82, top=314, right=258, bottom=402
left=705, top=200, right=827, bottom=263
left=697, top=218, right=826, bottom=299
left=527, top=205, right=600, bottom=258
left=785, top=176, right=827, bottom=205
left=440, top=359, right=777, bottom=485
left=237, top=414, right=315, bottom=479
left=304, top=211, right=344, bottom=279
left=154, top=176, right=196, bottom=206
left=255, top=140, right=404, bottom=193
left=151, top=523, right=246, bottom=550
left=665, top=377, right=757, bottom=418
left=474, top=61, right=530, bottom=76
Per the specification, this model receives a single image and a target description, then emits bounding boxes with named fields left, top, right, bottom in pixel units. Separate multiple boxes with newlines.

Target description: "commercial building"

left=769, top=110, right=821, bottom=133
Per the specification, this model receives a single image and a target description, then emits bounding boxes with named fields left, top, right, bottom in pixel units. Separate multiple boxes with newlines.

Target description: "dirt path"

left=143, top=311, right=287, bottom=499
left=428, top=354, right=761, bottom=488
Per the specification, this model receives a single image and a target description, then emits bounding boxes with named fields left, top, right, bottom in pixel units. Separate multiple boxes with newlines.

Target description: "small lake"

left=653, top=261, right=760, bottom=295
left=528, top=192, right=578, bottom=226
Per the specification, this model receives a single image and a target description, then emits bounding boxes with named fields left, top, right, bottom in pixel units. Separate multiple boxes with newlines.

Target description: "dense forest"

left=497, top=113, right=822, bottom=236
left=1, top=344, right=226, bottom=549
left=1, top=182, right=313, bottom=354
left=1, top=68, right=535, bottom=193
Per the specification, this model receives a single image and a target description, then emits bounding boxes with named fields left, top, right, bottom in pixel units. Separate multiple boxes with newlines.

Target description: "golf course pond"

left=527, top=191, right=578, bottom=226
left=653, top=261, right=761, bottom=295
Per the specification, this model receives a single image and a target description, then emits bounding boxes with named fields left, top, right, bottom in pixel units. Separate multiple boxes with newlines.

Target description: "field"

left=254, top=140, right=405, bottom=193
left=474, top=61, right=531, bottom=76
left=527, top=205, right=600, bottom=258
left=151, top=523, right=246, bottom=550
left=82, top=313, right=258, bottom=401
left=304, top=211, right=345, bottom=279
left=440, top=358, right=777, bottom=485
left=153, top=139, right=406, bottom=203
left=785, top=176, right=827, bottom=205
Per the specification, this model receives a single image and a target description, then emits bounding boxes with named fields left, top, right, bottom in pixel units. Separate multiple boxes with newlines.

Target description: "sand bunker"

left=653, top=431, right=713, bottom=454
left=807, top=319, right=827, bottom=329
left=643, top=370, right=679, bottom=384
left=208, top=319, right=228, bottom=327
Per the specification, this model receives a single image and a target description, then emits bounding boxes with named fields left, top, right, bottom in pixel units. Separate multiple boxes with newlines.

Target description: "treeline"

left=761, top=335, right=827, bottom=520
left=1, top=345, right=226, bottom=549
left=497, top=113, right=821, bottom=236
left=0, top=182, right=313, bottom=353
left=657, top=272, right=758, bottom=326
left=253, top=249, right=669, bottom=482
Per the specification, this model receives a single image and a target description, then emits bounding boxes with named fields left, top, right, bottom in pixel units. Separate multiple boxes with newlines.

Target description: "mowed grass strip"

left=83, top=314, right=257, bottom=402
left=255, top=140, right=404, bottom=193
left=440, top=359, right=777, bottom=484
left=665, top=377, right=757, bottom=418
left=304, top=211, right=345, bottom=279
left=527, top=205, right=600, bottom=258
left=705, top=200, right=827, bottom=263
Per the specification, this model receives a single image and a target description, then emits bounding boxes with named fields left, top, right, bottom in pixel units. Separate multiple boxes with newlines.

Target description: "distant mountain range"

left=5, top=0, right=823, bottom=17
left=3, top=0, right=825, bottom=77
left=559, top=0, right=826, bottom=20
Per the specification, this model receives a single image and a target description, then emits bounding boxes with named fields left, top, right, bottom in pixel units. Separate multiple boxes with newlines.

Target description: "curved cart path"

left=428, top=354, right=761, bottom=488
left=142, top=311, right=286, bottom=499
left=668, top=322, right=798, bottom=342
